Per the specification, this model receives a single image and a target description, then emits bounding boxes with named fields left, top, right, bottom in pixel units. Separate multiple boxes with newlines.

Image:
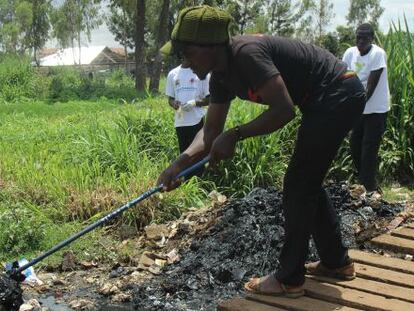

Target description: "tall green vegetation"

left=48, top=67, right=138, bottom=101
left=379, top=18, right=414, bottom=181
left=0, top=55, right=48, bottom=101
left=0, top=56, right=138, bottom=102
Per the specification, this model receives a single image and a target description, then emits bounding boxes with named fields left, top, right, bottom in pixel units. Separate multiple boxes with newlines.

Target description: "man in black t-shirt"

left=157, top=5, right=366, bottom=297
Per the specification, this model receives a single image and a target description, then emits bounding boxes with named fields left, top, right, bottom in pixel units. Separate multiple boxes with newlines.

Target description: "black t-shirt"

left=210, top=35, right=348, bottom=105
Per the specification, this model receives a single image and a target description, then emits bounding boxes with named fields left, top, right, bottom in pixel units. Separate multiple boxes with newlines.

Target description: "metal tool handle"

left=14, top=156, right=210, bottom=274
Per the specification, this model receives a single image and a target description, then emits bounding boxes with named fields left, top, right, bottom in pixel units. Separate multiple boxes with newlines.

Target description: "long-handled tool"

left=4, top=156, right=210, bottom=282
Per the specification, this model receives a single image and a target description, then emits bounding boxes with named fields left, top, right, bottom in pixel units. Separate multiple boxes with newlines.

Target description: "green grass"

left=382, top=185, right=414, bottom=204
left=0, top=96, right=293, bottom=263
left=0, top=98, right=202, bottom=263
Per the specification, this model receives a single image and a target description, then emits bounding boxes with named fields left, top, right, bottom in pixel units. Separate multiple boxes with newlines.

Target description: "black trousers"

left=175, top=119, right=204, bottom=177
left=350, top=112, right=387, bottom=192
left=275, top=76, right=366, bottom=286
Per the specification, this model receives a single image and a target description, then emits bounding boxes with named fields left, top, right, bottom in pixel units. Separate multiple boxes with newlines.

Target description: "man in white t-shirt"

left=165, top=58, right=210, bottom=176
left=342, top=23, right=390, bottom=192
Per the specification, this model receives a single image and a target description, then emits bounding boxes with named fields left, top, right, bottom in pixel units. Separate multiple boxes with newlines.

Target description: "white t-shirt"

left=342, top=44, right=390, bottom=114
left=165, top=65, right=210, bottom=127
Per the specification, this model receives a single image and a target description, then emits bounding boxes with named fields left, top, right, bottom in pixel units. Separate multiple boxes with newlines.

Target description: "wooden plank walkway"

left=218, top=222, right=414, bottom=311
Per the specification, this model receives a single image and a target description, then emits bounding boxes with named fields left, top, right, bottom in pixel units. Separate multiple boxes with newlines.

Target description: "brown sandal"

left=244, top=275, right=304, bottom=298
left=305, top=261, right=356, bottom=280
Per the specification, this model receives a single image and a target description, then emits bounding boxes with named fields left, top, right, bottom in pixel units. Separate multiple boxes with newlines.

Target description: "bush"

left=47, top=67, right=137, bottom=102
left=0, top=54, right=48, bottom=101
left=101, top=69, right=137, bottom=100
left=0, top=204, right=49, bottom=257
left=48, top=66, right=83, bottom=101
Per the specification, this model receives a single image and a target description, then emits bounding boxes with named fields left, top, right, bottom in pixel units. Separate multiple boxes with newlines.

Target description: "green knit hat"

left=160, top=5, right=231, bottom=56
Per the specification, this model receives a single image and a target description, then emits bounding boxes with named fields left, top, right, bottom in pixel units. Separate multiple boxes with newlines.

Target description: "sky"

left=49, top=0, right=414, bottom=48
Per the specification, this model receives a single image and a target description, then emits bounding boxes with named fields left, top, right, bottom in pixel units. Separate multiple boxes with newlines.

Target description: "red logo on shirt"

left=248, top=88, right=263, bottom=103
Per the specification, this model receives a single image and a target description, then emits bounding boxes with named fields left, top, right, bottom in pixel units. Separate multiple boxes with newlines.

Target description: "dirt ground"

left=6, top=182, right=412, bottom=311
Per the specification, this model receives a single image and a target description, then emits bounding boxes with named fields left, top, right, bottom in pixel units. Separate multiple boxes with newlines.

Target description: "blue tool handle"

left=14, top=155, right=210, bottom=274
left=174, top=155, right=210, bottom=180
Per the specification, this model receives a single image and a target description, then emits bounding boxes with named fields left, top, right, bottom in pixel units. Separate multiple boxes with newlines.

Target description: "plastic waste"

left=5, top=259, right=42, bottom=286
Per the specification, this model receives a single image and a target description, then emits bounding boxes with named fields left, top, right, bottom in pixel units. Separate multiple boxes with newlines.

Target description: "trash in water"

left=5, top=259, right=43, bottom=286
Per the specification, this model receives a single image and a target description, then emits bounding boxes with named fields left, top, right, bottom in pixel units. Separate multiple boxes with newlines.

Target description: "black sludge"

left=0, top=273, right=23, bottom=311
left=134, top=184, right=402, bottom=310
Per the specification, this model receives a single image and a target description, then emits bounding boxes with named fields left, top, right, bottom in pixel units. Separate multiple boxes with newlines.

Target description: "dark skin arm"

left=210, top=74, right=295, bottom=161
left=169, top=96, right=209, bottom=108
left=157, top=102, right=230, bottom=190
left=366, top=68, right=383, bottom=101
left=157, top=74, right=296, bottom=191
left=196, top=95, right=210, bottom=107
left=168, top=97, right=180, bottom=110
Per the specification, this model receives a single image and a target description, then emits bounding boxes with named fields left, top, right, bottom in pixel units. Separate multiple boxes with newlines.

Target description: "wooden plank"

left=308, top=275, right=414, bottom=303
left=304, top=278, right=414, bottom=311
left=406, top=222, right=414, bottom=229
left=371, top=234, right=414, bottom=255
left=391, top=227, right=414, bottom=240
left=218, top=298, right=287, bottom=311
left=349, top=249, right=414, bottom=275
left=246, top=295, right=361, bottom=311
left=355, top=263, right=414, bottom=288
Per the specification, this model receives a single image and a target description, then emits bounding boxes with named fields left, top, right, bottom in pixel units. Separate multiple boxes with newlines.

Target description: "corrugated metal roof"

left=39, top=46, right=106, bottom=66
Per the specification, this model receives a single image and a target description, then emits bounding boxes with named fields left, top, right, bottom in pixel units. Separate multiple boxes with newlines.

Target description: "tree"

left=50, top=0, right=102, bottom=64
left=73, top=0, right=102, bottom=65
left=50, top=5, right=73, bottom=49
left=346, top=0, right=384, bottom=31
left=107, top=0, right=136, bottom=68
left=149, top=0, right=170, bottom=93
left=319, top=32, right=339, bottom=56
left=262, top=0, right=306, bottom=37
left=295, top=0, right=334, bottom=44
left=225, top=0, right=262, bottom=34
left=293, top=0, right=315, bottom=42
left=135, top=0, right=146, bottom=92
left=336, top=25, right=355, bottom=56
left=311, top=0, right=334, bottom=42
left=27, top=0, right=52, bottom=65
left=0, top=0, right=33, bottom=54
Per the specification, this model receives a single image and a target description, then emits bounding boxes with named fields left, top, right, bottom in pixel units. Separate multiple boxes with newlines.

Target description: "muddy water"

left=132, top=183, right=404, bottom=310
left=39, top=296, right=72, bottom=311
